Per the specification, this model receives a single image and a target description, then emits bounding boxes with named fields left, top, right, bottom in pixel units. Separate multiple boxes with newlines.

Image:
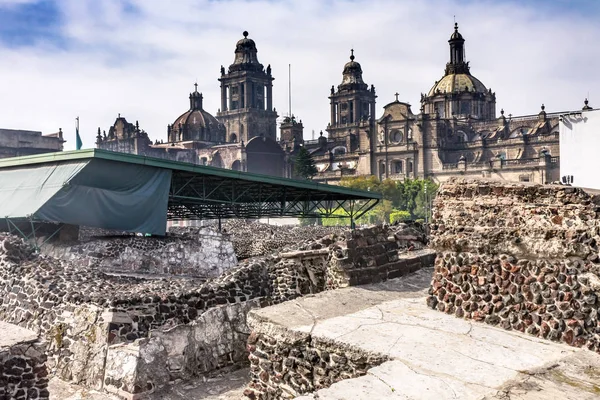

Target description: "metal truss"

left=167, top=172, right=380, bottom=223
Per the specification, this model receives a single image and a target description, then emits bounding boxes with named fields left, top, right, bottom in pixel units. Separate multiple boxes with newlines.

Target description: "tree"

left=337, top=176, right=438, bottom=223
left=294, top=147, right=318, bottom=179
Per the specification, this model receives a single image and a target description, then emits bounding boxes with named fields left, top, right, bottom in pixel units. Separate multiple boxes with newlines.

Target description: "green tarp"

left=0, top=159, right=172, bottom=235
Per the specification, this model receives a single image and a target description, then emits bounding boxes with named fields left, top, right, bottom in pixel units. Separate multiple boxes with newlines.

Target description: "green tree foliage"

left=294, top=147, right=318, bottom=180
left=324, top=176, right=438, bottom=225
left=390, top=210, right=411, bottom=224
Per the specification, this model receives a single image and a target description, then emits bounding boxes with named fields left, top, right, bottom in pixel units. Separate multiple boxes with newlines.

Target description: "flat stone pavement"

left=249, top=268, right=600, bottom=400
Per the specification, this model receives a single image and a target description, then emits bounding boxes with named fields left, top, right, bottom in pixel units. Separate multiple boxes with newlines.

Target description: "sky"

left=0, top=0, right=598, bottom=150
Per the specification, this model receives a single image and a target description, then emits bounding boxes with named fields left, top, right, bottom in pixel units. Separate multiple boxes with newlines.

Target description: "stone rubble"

left=42, top=226, right=236, bottom=278
left=428, top=178, right=600, bottom=352
left=0, top=220, right=429, bottom=398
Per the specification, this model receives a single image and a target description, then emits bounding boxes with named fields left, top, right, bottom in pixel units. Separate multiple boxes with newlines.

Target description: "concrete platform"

left=250, top=268, right=600, bottom=400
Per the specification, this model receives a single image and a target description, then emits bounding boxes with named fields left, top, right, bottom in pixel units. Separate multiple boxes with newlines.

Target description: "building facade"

left=305, top=23, right=584, bottom=185
left=0, top=128, right=64, bottom=159
left=97, top=25, right=591, bottom=185
left=97, top=31, right=286, bottom=177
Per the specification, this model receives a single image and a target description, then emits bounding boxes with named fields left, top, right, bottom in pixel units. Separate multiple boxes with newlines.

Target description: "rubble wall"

left=41, top=227, right=236, bottom=278
left=0, top=222, right=430, bottom=396
left=428, top=178, right=600, bottom=352
left=0, top=330, right=49, bottom=400
left=243, top=325, right=388, bottom=400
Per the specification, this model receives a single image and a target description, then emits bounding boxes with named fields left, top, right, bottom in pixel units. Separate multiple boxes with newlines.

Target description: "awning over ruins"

left=0, top=149, right=380, bottom=236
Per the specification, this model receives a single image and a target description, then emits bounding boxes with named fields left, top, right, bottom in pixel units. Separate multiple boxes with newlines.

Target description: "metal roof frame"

left=0, top=149, right=381, bottom=223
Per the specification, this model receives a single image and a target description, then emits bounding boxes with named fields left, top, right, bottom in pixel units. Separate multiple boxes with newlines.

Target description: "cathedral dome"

left=229, top=31, right=263, bottom=72
left=421, top=23, right=496, bottom=120
left=449, top=22, right=464, bottom=41
left=339, top=49, right=367, bottom=90
left=427, top=73, right=487, bottom=96
left=168, top=85, right=225, bottom=143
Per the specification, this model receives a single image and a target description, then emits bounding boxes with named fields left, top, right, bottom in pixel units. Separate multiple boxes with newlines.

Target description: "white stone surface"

left=0, top=320, right=38, bottom=348
left=276, top=295, right=594, bottom=400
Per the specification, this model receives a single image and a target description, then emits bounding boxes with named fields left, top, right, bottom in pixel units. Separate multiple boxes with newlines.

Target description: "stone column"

left=244, top=82, right=251, bottom=110
left=267, top=82, right=273, bottom=111
left=221, top=83, right=227, bottom=112
left=330, top=100, right=336, bottom=126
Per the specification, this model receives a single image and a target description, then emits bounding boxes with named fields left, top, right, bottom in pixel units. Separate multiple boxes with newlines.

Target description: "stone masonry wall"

left=428, top=178, right=600, bottom=352
left=0, top=324, right=49, bottom=400
left=243, top=321, right=388, bottom=400
left=0, top=222, right=431, bottom=397
left=326, top=223, right=432, bottom=289
left=41, top=227, right=236, bottom=278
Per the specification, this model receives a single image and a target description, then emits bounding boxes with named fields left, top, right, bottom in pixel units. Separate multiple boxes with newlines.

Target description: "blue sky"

left=0, top=0, right=598, bottom=149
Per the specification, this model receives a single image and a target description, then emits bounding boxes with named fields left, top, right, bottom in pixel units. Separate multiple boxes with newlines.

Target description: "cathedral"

left=97, top=25, right=593, bottom=184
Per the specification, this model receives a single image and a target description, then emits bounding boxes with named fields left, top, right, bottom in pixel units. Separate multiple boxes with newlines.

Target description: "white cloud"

left=0, top=0, right=598, bottom=149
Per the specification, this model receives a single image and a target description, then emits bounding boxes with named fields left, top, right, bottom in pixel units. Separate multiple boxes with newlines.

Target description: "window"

left=332, top=146, right=346, bottom=155
left=460, top=101, right=470, bottom=115
left=393, top=160, right=403, bottom=174
left=519, top=175, right=530, bottom=182
left=435, top=102, right=444, bottom=117
left=200, top=157, right=207, bottom=165
left=379, top=162, right=386, bottom=179
left=407, top=159, right=413, bottom=173
left=389, top=129, right=403, bottom=144
left=341, top=103, right=348, bottom=111
left=341, top=116, right=347, bottom=124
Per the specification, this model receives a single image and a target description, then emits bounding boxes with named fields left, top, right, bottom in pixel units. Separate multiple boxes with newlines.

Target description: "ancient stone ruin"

left=0, top=220, right=431, bottom=399
left=428, top=178, right=600, bottom=352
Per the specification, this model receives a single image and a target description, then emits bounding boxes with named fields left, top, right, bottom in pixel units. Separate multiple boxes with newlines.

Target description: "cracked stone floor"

left=250, top=268, right=600, bottom=400
left=49, top=267, right=600, bottom=399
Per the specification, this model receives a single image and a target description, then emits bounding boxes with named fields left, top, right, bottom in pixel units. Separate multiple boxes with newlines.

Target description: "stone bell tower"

left=216, top=31, right=278, bottom=144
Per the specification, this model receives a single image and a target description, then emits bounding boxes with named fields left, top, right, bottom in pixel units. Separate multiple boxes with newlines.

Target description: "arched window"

left=332, top=146, right=347, bottom=155
left=231, top=160, right=241, bottom=171
left=229, top=133, right=237, bottom=143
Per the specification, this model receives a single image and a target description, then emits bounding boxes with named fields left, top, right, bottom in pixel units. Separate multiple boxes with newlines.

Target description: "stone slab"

left=0, top=320, right=38, bottom=348
left=249, top=266, right=433, bottom=330
left=253, top=271, right=600, bottom=400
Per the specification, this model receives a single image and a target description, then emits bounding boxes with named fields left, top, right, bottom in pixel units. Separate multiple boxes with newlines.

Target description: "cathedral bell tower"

left=216, top=31, right=278, bottom=144
left=327, top=50, right=376, bottom=153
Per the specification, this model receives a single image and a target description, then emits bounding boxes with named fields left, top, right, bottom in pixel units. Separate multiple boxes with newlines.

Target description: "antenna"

left=288, top=64, right=292, bottom=118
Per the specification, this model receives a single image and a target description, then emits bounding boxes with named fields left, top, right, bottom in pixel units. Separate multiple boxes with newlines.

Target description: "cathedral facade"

left=305, top=23, right=589, bottom=185
left=97, top=26, right=592, bottom=184
left=97, top=31, right=287, bottom=177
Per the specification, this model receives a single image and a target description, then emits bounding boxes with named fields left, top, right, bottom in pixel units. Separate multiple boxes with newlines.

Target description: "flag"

left=76, top=117, right=82, bottom=150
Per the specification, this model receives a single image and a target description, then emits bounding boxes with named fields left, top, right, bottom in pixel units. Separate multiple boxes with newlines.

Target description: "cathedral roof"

left=172, top=109, right=221, bottom=133
left=427, top=73, right=487, bottom=96
left=339, top=49, right=368, bottom=91
left=229, top=31, right=264, bottom=73
left=170, top=85, right=222, bottom=141
left=426, top=23, right=489, bottom=97
left=449, top=22, right=464, bottom=41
